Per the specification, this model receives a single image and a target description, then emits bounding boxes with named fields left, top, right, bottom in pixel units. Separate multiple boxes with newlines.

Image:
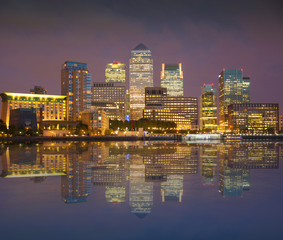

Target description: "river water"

left=0, top=141, right=283, bottom=240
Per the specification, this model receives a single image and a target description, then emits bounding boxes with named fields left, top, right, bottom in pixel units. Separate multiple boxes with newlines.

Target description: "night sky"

left=1, top=0, right=283, bottom=112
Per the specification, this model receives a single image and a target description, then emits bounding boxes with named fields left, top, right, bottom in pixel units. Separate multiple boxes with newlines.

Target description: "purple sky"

left=1, top=0, right=283, bottom=113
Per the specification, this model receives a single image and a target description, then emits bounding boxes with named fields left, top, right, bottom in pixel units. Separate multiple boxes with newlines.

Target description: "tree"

left=75, top=122, right=89, bottom=135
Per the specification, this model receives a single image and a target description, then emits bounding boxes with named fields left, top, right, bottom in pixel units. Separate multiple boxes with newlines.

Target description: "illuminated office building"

left=129, top=43, right=153, bottom=120
left=242, top=76, right=250, bottom=103
left=218, top=69, right=250, bottom=132
left=143, top=87, right=198, bottom=130
left=228, top=103, right=279, bottom=134
left=105, top=61, right=126, bottom=83
left=0, top=92, right=68, bottom=128
left=61, top=61, right=91, bottom=121
left=279, top=115, right=283, bottom=132
left=92, top=82, right=126, bottom=121
left=160, top=63, right=183, bottom=96
left=81, top=107, right=109, bottom=135
left=30, top=86, right=47, bottom=94
left=161, top=175, right=183, bottom=202
left=200, top=84, right=217, bottom=131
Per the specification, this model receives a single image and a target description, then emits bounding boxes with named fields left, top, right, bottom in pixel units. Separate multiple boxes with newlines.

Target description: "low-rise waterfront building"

left=228, top=103, right=279, bottom=134
left=143, top=87, right=198, bottom=130
left=0, top=92, right=68, bottom=128
left=81, top=107, right=109, bottom=135
left=92, top=82, right=126, bottom=121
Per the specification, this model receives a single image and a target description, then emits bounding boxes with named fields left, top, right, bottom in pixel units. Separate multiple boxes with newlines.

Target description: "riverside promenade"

left=0, top=135, right=183, bottom=143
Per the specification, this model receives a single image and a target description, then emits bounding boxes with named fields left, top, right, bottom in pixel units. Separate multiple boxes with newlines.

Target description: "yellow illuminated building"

left=200, top=84, right=217, bottom=131
left=228, top=103, right=279, bottom=134
left=105, top=61, right=126, bottom=83
left=0, top=92, right=68, bottom=128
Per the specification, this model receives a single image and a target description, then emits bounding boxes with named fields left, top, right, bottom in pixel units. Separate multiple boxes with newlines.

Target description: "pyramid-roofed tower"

left=133, top=43, right=149, bottom=51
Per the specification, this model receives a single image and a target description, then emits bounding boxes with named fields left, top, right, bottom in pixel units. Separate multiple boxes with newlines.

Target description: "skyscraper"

left=160, top=63, right=183, bottom=96
left=129, top=43, right=153, bottom=120
left=61, top=61, right=91, bottom=121
left=200, top=84, right=217, bottom=131
left=218, top=69, right=250, bottom=132
left=105, top=61, right=126, bottom=84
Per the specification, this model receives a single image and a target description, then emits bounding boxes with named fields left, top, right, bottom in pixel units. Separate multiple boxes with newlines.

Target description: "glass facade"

left=61, top=61, right=91, bottom=121
left=105, top=61, right=126, bottom=83
left=129, top=43, right=153, bottom=120
left=219, top=69, right=250, bottom=132
left=200, top=84, right=217, bottom=131
left=160, top=63, right=183, bottom=96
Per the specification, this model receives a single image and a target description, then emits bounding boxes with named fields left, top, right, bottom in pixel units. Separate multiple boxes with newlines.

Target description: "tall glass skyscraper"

left=61, top=61, right=92, bottom=121
left=129, top=43, right=153, bottom=120
left=200, top=84, right=217, bottom=131
left=105, top=61, right=126, bottom=84
left=218, top=69, right=250, bottom=132
left=160, top=63, right=183, bottom=96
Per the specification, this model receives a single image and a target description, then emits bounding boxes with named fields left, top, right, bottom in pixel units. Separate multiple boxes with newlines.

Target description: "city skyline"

left=1, top=0, right=283, bottom=113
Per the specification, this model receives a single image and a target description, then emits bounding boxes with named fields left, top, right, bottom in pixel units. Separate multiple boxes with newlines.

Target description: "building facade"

left=61, top=61, right=91, bottom=121
left=219, top=69, right=250, bottom=132
left=129, top=43, right=153, bottom=120
left=105, top=61, right=126, bottom=83
left=92, top=82, right=126, bottom=121
left=143, top=87, right=198, bottom=130
left=10, top=108, right=37, bottom=130
left=200, top=84, right=217, bottom=131
left=81, top=107, right=109, bottom=135
left=228, top=103, right=279, bottom=134
left=160, top=63, right=183, bottom=96
left=0, top=92, right=68, bottom=128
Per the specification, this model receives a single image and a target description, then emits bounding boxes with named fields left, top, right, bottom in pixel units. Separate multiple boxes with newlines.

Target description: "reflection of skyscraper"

left=129, top=43, right=153, bottom=120
left=160, top=63, right=183, bottom=96
left=200, top=145, right=218, bottom=185
left=218, top=145, right=251, bottom=197
left=129, top=155, right=153, bottom=218
left=61, top=156, right=91, bottom=204
left=161, top=175, right=183, bottom=202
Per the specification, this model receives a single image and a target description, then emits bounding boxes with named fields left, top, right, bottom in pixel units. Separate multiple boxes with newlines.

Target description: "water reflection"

left=0, top=141, right=281, bottom=216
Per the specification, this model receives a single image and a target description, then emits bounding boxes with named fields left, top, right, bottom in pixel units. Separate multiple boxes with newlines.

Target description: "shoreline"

left=1, top=134, right=283, bottom=143
left=0, top=135, right=183, bottom=143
